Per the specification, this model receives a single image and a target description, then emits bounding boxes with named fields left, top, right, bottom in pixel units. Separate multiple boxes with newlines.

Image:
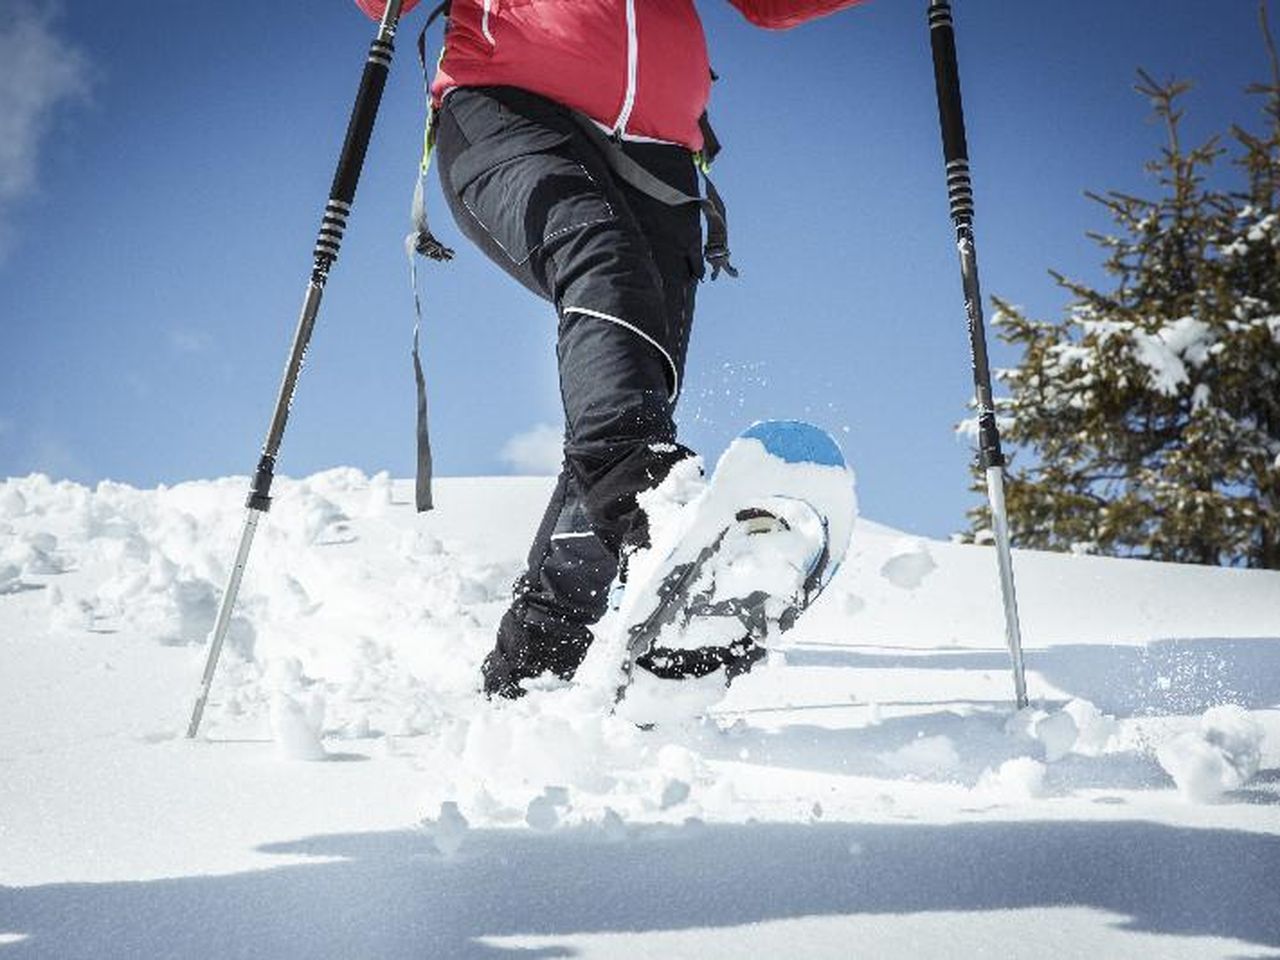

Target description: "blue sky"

left=0, top=0, right=1268, bottom=538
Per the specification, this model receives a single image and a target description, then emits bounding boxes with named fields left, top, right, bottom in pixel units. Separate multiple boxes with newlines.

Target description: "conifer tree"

left=968, top=6, right=1280, bottom=568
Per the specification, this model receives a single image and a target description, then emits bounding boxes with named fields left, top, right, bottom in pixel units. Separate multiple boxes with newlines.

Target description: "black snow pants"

left=435, top=86, right=704, bottom=697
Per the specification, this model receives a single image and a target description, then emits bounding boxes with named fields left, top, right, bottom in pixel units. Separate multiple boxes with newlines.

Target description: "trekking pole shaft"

left=927, top=0, right=1029, bottom=708
left=186, top=0, right=404, bottom=739
left=187, top=511, right=260, bottom=738
left=986, top=466, right=1028, bottom=706
left=259, top=2, right=403, bottom=494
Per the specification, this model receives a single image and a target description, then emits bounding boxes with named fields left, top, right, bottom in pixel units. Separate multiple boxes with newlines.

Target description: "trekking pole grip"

left=928, top=0, right=974, bottom=227
left=314, top=1, right=403, bottom=275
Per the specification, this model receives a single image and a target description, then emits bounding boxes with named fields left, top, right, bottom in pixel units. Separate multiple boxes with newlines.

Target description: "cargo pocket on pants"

left=448, top=128, right=616, bottom=267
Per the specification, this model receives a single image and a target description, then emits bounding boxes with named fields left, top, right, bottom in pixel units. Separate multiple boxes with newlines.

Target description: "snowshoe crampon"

left=614, top=421, right=856, bottom=719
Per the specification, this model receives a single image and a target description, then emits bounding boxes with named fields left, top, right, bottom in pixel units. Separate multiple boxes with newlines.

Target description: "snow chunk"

left=1034, top=710, right=1079, bottom=763
left=0, top=486, right=28, bottom=519
left=3, top=531, right=67, bottom=575
left=423, top=801, right=469, bottom=858
left=977, top=757, right=1048, bottom=800
left=660, top=778, right=692, bottom=809
left=271, top=491, right=350, bottom=545
left=656, top=744, right=704, bottom=809
left=1026, top=700, right=1118, bottom=762
left=615, top=669, right=728, bottom=727
left=525, top=788, right=570, bottom=831
left=879, top=538, right=937, bottom=590
left=1062, top=699, right=1119, bottom=756
left=1157, top=704, right=1265, bottom=803
left=270, top=692, right=328, bottom=761
left=598, top=807, right=629, bottom=843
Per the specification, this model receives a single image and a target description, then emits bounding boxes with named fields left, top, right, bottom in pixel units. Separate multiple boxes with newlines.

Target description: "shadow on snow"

left=783, top=636, right=1280, bottom=716
left=2, top=819, right=1278, bottom=958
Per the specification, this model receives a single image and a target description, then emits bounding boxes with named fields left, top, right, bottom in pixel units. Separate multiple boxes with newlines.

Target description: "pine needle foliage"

left=967, top=5, right=1280, bottom=568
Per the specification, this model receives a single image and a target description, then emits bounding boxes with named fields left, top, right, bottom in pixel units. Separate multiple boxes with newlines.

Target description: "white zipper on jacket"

left=611, top=0, right=638, bottom=135
left=481, top=0, right=495, bottom=45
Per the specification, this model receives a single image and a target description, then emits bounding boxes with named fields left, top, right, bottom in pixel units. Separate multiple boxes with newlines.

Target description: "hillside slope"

left=1, top=470, right=1277, bottom=958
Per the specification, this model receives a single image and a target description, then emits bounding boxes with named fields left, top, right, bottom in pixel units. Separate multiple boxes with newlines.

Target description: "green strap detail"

left=410, top=14, right=453, bottom=262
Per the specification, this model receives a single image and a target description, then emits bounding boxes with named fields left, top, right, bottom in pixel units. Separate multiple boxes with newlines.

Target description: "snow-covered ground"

left=1, top=468, right=1278, bottom=959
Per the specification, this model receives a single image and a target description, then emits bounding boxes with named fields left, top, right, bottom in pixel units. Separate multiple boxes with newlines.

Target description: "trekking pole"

left=187, top=0, right=409, bottom=738
left=927, top=0, right=1029, bottom=709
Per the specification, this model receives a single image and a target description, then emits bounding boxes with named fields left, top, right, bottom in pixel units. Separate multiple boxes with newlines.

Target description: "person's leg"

left=435, top=86, right=701, bottom=695
left=484, top=469, right=615, bottom=696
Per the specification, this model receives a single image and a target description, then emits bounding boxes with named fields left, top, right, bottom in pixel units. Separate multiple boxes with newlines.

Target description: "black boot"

left=481, top=601, right=594, bottom=700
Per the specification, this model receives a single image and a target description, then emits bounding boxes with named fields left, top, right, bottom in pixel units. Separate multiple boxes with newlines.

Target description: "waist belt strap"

left=567, top=113, right=739, bottom=281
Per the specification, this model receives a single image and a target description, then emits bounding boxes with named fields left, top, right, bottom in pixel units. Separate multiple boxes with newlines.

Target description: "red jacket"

left=431, top=0, right=865, bottom=151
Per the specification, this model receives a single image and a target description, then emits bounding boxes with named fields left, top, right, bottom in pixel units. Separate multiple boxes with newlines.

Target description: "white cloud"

left=499, top=423, right=563, bottom=475
left=0, top=1, right=89, bottom=254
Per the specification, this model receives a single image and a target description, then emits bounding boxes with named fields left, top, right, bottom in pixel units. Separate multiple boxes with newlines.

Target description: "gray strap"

left=405, top=6, right=456, bottom=514
left=567, top=113, right=738, bottom=280
left=407, top=237, right=434, bottom=512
